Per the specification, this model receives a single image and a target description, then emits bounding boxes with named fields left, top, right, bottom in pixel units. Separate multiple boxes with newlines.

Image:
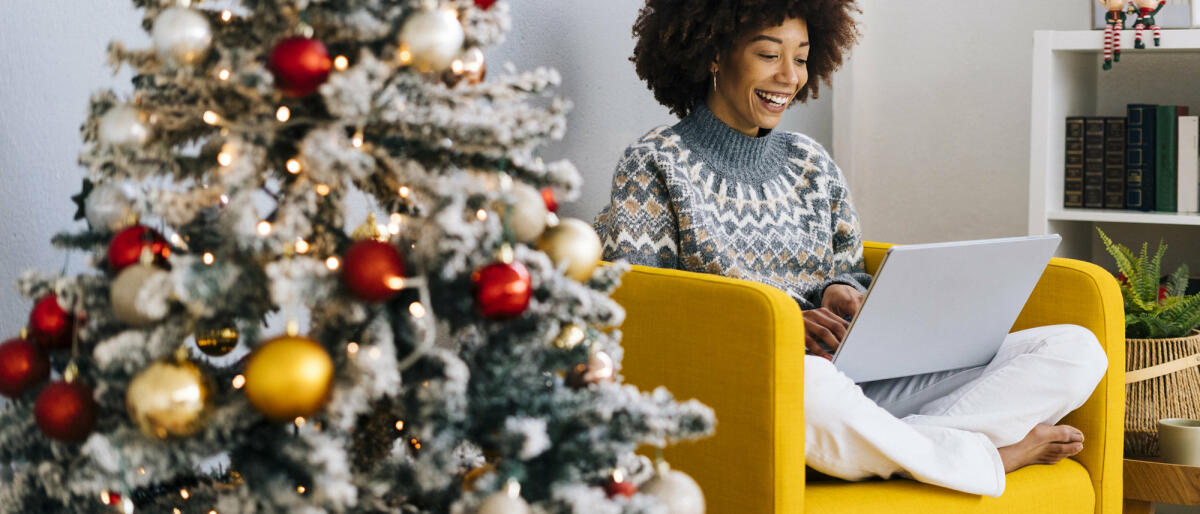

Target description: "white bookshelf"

left=1029, top=29, right=1200, bottom=266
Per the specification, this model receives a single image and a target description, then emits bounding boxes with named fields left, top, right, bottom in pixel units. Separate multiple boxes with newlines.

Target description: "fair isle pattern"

left=594, top=106, right=872, bottom=309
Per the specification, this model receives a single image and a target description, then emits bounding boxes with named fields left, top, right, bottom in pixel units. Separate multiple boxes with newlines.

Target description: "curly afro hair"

left=631, top=0, right=861, bottom=118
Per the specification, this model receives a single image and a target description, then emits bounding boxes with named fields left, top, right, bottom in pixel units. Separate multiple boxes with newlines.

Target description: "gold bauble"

left=496, top=183, right=549, bottom=244
left=126, top=360, right=211, bottom=439
left=535, top=218, right=602, bottom=282
left=243, top=335, right=334, bottom=421
left=552, top=324, right=586, bottom=350
left=194, top=323, right=239, bottom=357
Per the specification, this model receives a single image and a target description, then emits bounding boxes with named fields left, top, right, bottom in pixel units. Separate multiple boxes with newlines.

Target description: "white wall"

left=0, top=1, right=831, bottom=329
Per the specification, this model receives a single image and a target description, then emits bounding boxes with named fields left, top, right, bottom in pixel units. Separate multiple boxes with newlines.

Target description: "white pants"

left=803, top=324, right=1108, bottom=497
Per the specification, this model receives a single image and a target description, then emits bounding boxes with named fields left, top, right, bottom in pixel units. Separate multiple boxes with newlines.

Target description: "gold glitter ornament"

left=243, top=335, right=334, bottom=420
left=553, top=324, right=586, bottom=350
left=126, top=360, right=211, bottom=439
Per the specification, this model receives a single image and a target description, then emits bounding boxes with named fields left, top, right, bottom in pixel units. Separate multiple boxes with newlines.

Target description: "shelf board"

left=1049, top=209, right=1200, bottom=225
left=1043, top=29, right=1200, bottom=52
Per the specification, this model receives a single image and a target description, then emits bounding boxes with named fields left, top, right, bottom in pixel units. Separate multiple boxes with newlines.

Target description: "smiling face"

left=706, top=17, right=810, bottom=137
left=1100, top=0, right=1124, bottom=10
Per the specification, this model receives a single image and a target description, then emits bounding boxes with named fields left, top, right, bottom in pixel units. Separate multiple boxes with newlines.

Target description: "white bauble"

left=477, top=487, right=530, bottom=514
left=110, top=264, right=171, bottom=326
left=642, top=465, right=705, bottom=514
left=499, top=183, right=549, bottom=243
left=398, top=8, right=464, bottom=72
left=152, top=7, right=213, bottom=64
left=98, top=106, right=150, bottom=146
left=86, top=183, right=135, bottom=231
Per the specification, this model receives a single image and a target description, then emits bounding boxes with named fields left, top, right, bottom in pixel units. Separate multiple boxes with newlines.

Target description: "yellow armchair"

left=612, top=241, right=1124, bottom=513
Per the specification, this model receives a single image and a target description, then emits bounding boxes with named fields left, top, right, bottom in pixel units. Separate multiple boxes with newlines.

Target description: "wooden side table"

left=1124, top=458, right=1200, bottom=513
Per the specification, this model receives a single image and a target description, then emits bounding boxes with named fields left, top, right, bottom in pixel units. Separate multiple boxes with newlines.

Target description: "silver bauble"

left=152, top=7, right=213, bottom=64
left=642, top=463, right=705, bottom=514
left=399, top=8, right=465, bottom=73
left=85, top=183, right=135, bottom=231
left=498, top=183, right=549, bottom=243
left=110, top=263, right=171, bottom=326
left=98, top=106, right=150, bottom=146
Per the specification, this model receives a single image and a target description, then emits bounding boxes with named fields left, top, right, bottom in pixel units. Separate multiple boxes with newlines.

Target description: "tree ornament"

left=399, top=6, right=465, bottom=73
left=243, top=335, right=334, bottom=421
left=110, top=264, right=171, bottom=326
left=34, top=379, right=98, bottom=441
left=194, top=322, right=239, bottom=357
left=0, top=338, right=50, bottom=398
left=474, top=0, right=499, bottom=10
left=1132, top=0, right=1166, bottom=50
left=604, top=469, right=637, bottom=498
left=496, top=183, right=548, bottom=243
left=350, top=212, right=389, bottom=243
left=641, top=460, right=705, bottom=514
left=536, top=218, right=602, bottom=282
left=29, top=294, right=74, bottom=349
left=478, top=480, right=531, bottom=514
left=151, top=7, right=213, bottom=64
left=269, top=37, right=333, bottom=97
left=458, top=47, right=487, bottom=85
left=98, top=106, right=150, bottom=146
left=472, top=260, right=531, bottom=319
left=541, top=187, right=558, bottom=213
left=342, top=240, right=408, bottom=303
left=107, top=225, right=170, bottom=273
left=85, top=183, right=136, bottom=232
left=552, top=323, right=586, bottom=350
left=567, top=350, right=616, bottom=388
left=126, top=360, right=211, bottom=438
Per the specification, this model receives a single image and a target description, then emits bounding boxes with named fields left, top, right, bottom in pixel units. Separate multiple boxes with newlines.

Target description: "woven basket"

left=1125, top=329, right=1200, bottom=457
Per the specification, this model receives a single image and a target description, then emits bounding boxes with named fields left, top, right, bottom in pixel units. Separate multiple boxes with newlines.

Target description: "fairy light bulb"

left=202, top=252, right=214, bottom=265
left=232, top=374, right=246, bottom=389
left=218, top=68, right=231, bottom=81
left=347, top=341, right=359, bottom=354
left=476, top=209, right=488, bottom=221
left=257, top=221, right=272, bottom=236
left=398, top=45, right=413, bottom=66
left=334, top=55, right=349, bottom=70
left=294, top=417, right=306, bottom=427
left=286, top=158, right=302, bottom=174
left=398, top=186, right=411, bottom=198
left=276, top=106, right=291, bottom=122
left=409, top=302, right=427, bottom=318
left=220, top=10, right=232, bottom=22
left=297, top=485, right=306, bottom=494
left=180, top=489, right=190, bottom=500
left=386, top=276, right=405, bottom=290
left=294, top=239, right=310, bottom=254
left=217, top=147, right=234, bottom=167
left=315, top=184, right=331, bottom=196
left=325, top=256, right=341, bottom=270
left=394, top=420, right=405, bottom=431
left=451, top=59, right=464, bottom=74
left=351, top=129, right=364, bottom=148
left=202, top=111, right=220, bottom=125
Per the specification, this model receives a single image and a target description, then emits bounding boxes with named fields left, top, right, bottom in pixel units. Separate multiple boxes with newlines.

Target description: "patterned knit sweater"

left=593, top=103, right=873, bottom=310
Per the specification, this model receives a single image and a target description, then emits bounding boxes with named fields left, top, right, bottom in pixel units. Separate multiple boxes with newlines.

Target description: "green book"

left=1156, top=105, right=1180, bottom=212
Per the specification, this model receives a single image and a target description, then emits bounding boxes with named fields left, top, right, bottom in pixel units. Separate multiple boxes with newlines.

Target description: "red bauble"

left=1159, top=286, right=1169, bottom=304
left=34, top=380, right=98, bottom=442
left=29, top=294, right=74, bottom=349
left=541, top=188, right=558, bottom=213
left=0, top=338, right=50, bottom=398
left=605, top=474, right=637, bottom=498
left=472, top=261, right=531, bottom=319
left=474, top=0, right=498, bottom=9
left=342, top=240, right=408, bottom=303
left=270, top=37, right=333, bottom=97
left=107, top=225, right=170, bottom=273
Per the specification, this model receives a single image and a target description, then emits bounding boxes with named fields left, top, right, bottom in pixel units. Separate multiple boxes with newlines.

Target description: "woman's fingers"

left=803, top=308, right=849, bottom=360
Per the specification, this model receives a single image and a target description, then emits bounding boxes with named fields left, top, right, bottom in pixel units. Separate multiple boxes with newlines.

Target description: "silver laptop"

left=831, top=235, right=1061, bottom=383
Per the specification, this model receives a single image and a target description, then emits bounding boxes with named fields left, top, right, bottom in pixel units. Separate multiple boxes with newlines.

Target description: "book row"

left=1064, top=104, right=1200, bottom=213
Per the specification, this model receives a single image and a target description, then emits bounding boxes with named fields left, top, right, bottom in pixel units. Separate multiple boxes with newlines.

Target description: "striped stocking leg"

left=1135, top=22, right=1146, bottom=49
left=1152, top=24, right=1161, bottom=46
left=1104, top=23, right=1114, bottom=68
left=1114, top=23, right=1122, bottom=61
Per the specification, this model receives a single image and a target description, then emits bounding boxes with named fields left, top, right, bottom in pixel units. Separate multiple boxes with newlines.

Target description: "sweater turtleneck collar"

left=671, top=102, right=788, bottom=185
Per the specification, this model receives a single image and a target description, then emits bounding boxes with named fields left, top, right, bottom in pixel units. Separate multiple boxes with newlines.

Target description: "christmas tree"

left=0, top=1, right=714, bottom=512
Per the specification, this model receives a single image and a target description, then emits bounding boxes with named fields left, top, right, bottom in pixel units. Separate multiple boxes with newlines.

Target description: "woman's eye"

left=758, top=54, right=778, bottom=60
left=795, top=58, right=808, bottom=65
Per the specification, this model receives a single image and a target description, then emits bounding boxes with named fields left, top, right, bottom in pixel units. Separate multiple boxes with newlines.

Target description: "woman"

left=593, top=0, right=1108, bottom=497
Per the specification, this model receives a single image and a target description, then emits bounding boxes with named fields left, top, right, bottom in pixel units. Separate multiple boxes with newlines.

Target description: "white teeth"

left=756, top=90, right=788, bottom=105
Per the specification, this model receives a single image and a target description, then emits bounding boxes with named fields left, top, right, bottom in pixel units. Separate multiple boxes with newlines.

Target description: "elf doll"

left=1100, top=0, right=1127, bottom=70
left=1132, top=0, right=1167, bottom=49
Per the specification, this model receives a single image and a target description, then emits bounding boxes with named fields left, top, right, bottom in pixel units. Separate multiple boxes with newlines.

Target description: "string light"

left=315, top=184, right=331, bottom=196
left=203, top=252, right=214, bottom=265
left=138, top=467, right=146, bottom=475
left=286, top=158, right=302, bottom=174
left=202, top=111, right=220, bottom=125
left=334, top=55, right=349, bottom=70
left=170, top=233, right=185, bottom=246
left=218, top=68, right=231, bottom=81
left=217, top=150, right=233, bottom=167
left=101, top=491, right=114, bottom=505
left=276, top=106, right=291, bottom=122
left=351, top=129, right=364, bottom=148
left=325, top=256, right=341, bottom=270
left=180, top=489, right=190, bottom=500
left=174, top=509, right=182, bottom=514
left=257, top=221, right=272, bottom=236
left=294, top=239, right=310, bottom=254
left=220, top=9, right=232, bottom=22
left=398, top=45, right=413, bottom=66
left=232, top=375, right=246, bottom=389
left=410, top=438, right=422, bottom=450
left=294, top=417, right=306, bottom=427
left=476, top=209, right=488, bottom=221
left=394, top=420, right=405, bottom=431
left=386, top=276, right=405, bottom=290
left=409, top=302, right=426, bottom=318
left=209, top=511, right=218, bottom=514
left=398, top=186, right=411, bottom=198
left=347, top=342, right=359, bottom=354
left=297, top=485, right=306, bottom=494
left=220, top=194, right=230, bottom=205
left=451, top=59, right=464, bottom=74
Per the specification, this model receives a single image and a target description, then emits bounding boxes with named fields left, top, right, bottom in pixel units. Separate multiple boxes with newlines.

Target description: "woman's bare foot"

left=997, top=424, right=1084, bottom=473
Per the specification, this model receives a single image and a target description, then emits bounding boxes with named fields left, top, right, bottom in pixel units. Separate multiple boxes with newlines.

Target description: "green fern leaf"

left=1134, top=242, right=1160, bottom=305
left=1170, top=264, right=1190, bottom=297
left=1096, top=228, right=1138, bottom=279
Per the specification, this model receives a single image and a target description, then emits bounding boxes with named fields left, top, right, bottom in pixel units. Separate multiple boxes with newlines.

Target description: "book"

left=1179, top=115, right=1200, bottom=213
left=1064, top=117, right=1085, bottom=208
left=1084, top=117, right=1106, bottom=208
left=1103, top=117, right=1126, bottom=209
left=1156, top=105, right=1183, bottom=212
left=1127, top=104, right=1158, bottom=211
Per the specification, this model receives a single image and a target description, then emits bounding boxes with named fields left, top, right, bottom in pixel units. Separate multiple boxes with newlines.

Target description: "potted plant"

left=1097, top=227, right=1200, bottom=457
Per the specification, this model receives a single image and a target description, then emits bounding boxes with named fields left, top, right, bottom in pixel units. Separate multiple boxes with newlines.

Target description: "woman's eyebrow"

left=749, top=35, right=810, bottom=48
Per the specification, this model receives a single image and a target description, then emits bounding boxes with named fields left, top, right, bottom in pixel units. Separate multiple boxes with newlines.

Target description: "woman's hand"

left=822, top=284, right=864, bottom=319
left=802, top=308, right=849, bottom=360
